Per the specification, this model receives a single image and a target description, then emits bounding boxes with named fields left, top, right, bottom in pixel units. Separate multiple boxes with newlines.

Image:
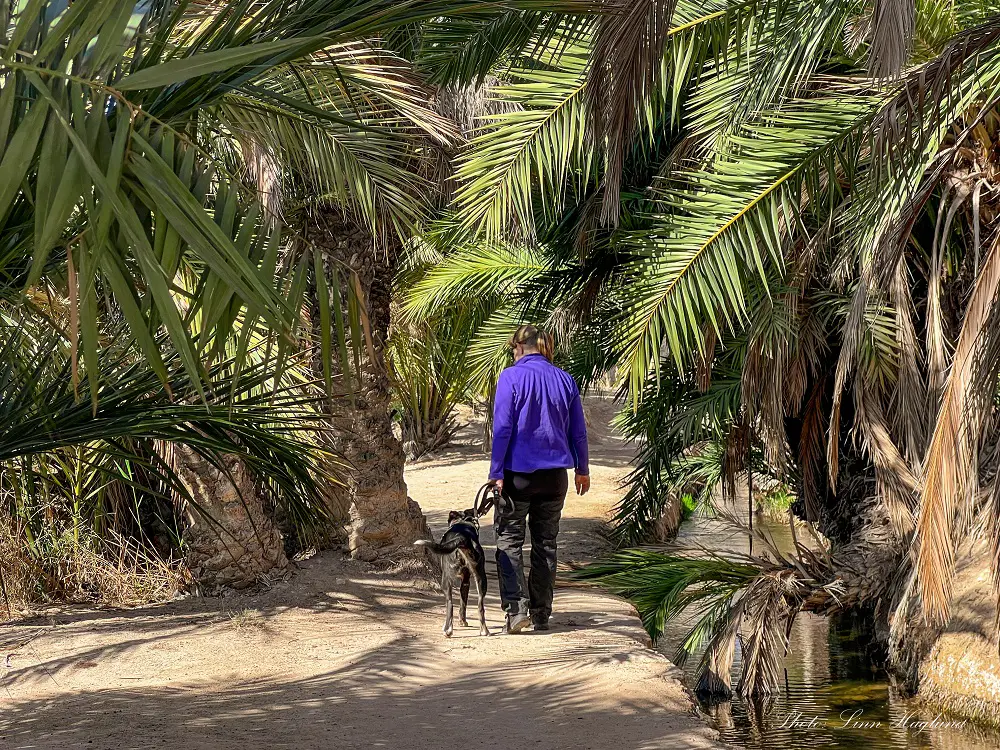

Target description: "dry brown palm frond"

left=423, top=79, right=515, bottom=202
left=570, top=188, right=606, bottom=259
left=973, top=179, right=987, bottom=269
left=799, top=382, right=827, bottom=522
left=988, top=471, right=1000, bottom=638
left=696, top=324, right=716, bottom=393
left=916, top=231, right=1000, bottom=625
left=587, top=0, right=675, bottom=225
left=865, top=20, right=1000, bottom=283
left=871, top=16, right=1000, bottom=190
left=723, top=421, right=751, bottom=501
left=737, top=573, right=794, bottom=697
left=828, top=277, right=869, bottom=488
left=927, top=180, right=972, bottom=398
left=889, top=260, right=927, bottom=465
left=926, top=189, right=951, bottom=397
left=783, top=359, right=808, bottom=420
left=695, top=600, right=744, bottom=697
left=742, top=293, right=797, bottom=474
left=866, top=0, right=915, bottom=78
left=795, top=218, right=832, bottom=290
left=784, top=292, right=829, bottom=414
left=855, top=395, right=918, bottom=536
left=648, top=513, right=850, bottom=696
left=844, top=9, right=871, bottom=56
left=241, top=136, right=284, bottom=221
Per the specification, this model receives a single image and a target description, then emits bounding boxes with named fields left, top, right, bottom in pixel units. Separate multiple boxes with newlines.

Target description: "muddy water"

left=658, top=506, right=1000, bottom=750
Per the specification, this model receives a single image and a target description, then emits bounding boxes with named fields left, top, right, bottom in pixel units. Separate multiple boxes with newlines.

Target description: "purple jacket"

left=489, top=353, right=589, bottom=480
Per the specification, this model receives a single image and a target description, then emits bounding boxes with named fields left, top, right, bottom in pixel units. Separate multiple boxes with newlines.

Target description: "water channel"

left=658, top=505, right=1000, bottom=750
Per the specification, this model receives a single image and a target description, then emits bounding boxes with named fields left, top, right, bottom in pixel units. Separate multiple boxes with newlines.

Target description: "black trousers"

left=494, top=468, right=567, bottom=618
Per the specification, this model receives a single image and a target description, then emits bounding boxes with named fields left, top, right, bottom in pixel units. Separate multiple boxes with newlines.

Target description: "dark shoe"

left=532, top=619, right=549, bottom=631
left=504, top=611, right=532, bottom=634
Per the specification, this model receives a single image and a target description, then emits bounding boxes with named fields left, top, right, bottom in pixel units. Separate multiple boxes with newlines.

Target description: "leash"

left=473, top=482, right=504, bottom=519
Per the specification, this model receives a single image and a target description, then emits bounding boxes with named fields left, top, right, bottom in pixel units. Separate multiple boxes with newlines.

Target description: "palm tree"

left=0, top=311, right=335, bottom=601
left=406, top=1, right=1000, bottom=695
left=0, top=0, right=554, bottom=585
left=290, top=10, right=595, bottom=559
left=387, top=307, right=477, bottom=459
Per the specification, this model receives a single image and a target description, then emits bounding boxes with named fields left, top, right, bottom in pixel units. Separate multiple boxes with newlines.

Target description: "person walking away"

left=489, top=325, right=589, bottom=634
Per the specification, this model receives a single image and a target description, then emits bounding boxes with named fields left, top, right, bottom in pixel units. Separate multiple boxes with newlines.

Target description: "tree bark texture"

left=173, top=444, right=289, bottom=593
left=305, top=207, right=430, bottom=561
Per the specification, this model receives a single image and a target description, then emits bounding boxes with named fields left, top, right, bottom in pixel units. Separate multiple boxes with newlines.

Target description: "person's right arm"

left=489, top=370, right=515, bottom=488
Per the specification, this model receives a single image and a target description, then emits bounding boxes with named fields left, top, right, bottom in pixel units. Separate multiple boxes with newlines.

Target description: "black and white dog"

left=415, top=509, right=490, bottom=637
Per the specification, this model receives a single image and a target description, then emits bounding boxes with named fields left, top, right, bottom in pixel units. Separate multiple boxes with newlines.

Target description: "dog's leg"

left=475, top=572, right=489, bottom=637
left=459, top=570, right=470, bottom=627
left=442, top=570, right=454, bottom=638
left=443, top=585, right=454, bottom=638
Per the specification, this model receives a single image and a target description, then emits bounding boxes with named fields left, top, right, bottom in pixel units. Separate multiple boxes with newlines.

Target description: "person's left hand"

left=575, top=473, right=590, bottom=496
left=490, top=477, right=504, bottom=494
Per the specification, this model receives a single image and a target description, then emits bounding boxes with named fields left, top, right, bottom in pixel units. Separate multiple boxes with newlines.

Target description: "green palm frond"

left=467, top=304, right=544, bottom=397
left=572, top=548, right=760, bottom=641
left=209, top=93, right=430, bottom=232
left=402, top=243, right=555, bottom=320
left=0, top=1, right=327, bottom=394
left=656, top=0, right=762, bottom=118
left=685, top=0, right=855, bottom=144
left=389, top=310, right=478, bottom=458
left=418, top=10, right=588, bottom=85
left=0, top=319, right=340, bottom=541
left=586, top=0, right=770, bottom=220
left=614, top=93, right=879, bottom=396
left=450, top=38, right=593, bottom=239
left=446, top=0, right=765, bottom=239
left=610, top=360, right=741, bottom=544
left=3, top=0, right=588, bottom=398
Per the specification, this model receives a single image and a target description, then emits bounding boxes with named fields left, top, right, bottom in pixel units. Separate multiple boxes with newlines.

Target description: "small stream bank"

left=658, top=509, right=1000, bottom=750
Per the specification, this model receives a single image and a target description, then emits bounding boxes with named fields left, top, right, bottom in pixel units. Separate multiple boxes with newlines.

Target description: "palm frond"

left=611, top=369, right=739, bottom=544
left=571, top=548, right=761, bottom=641
left=0, top=319, right=340, bottom=540
left=684, top=0, right=854, bottom=146
left=859, top=15, right=1000, bottom=278
left=449, top=38, right=593, bottom=239
left=419, top=10, right=588, bottom=85
left=916, top=232, right=1000, bottom=624
left=587, top=0, right=676, bottom=224
left=402, top=243, right=555, bottom=320
left=614, top=93, right=878, bottom=396
left=868, top=0, right=916, bottom=77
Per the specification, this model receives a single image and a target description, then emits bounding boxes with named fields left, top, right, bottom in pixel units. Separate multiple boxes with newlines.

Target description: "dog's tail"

left=413, top=538, right=464, bottom=555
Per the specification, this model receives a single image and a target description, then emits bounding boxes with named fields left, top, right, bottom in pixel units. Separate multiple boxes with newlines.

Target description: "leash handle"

left=474, top=482, right=502, bottom=518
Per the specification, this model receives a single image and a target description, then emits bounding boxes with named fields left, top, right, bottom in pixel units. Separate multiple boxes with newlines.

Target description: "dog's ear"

left=462, top=508, right=477, bottom=520
left=447, top=510, right=462, bottom=523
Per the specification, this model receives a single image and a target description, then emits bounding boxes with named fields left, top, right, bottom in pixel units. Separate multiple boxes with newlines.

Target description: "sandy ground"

left=0, top=398, right=720, bottom=750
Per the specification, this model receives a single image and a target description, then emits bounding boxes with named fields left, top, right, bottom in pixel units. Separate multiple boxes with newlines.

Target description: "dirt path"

left=0, top=399, right=720, bottom=750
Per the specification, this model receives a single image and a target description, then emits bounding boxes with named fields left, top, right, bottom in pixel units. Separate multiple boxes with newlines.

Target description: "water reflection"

left=659, top=508, right=1000, bottom=750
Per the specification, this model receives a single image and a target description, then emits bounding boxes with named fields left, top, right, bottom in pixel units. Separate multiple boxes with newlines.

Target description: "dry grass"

left=229, top=607, right=266, bottom=632
left=0, top=523, right=42, bottom=619
left=0, top=520, right=181, bottom=621
left=65, top=532, right=181, bottom=607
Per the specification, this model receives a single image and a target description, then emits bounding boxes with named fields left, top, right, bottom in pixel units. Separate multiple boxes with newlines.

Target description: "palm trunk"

left=173, top=444, right=288, bottom=592
left=305, top=207, right=430, bottom=561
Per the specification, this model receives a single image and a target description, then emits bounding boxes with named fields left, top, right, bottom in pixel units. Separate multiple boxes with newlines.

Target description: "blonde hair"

left=509, top=324, right=554, bottom=362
